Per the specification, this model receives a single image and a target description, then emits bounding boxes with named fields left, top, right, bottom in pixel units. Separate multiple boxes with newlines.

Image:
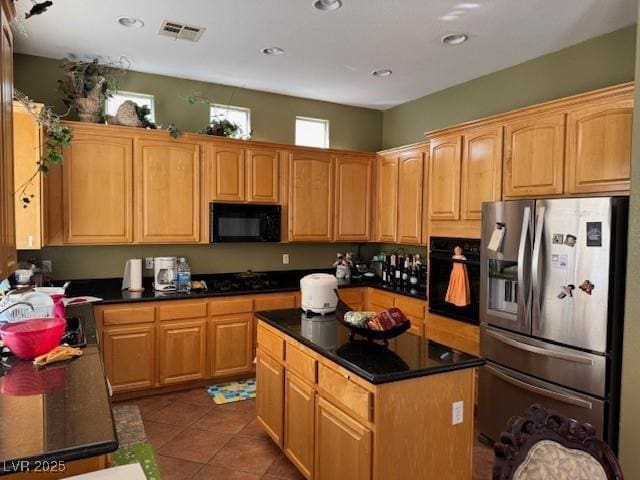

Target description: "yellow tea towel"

left=33, top=345, right=83, bottom=366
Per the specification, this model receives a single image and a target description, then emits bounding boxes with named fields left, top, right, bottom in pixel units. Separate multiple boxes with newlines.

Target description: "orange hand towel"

left=445, top=247, right=471, bottom=307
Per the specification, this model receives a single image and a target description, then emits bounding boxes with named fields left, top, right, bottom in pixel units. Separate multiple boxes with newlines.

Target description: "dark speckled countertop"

left=62, top=269, right=427, bottom=305
left=0, top=304, right=118, bottom=475
left=255, top=309, right=484, bottom=385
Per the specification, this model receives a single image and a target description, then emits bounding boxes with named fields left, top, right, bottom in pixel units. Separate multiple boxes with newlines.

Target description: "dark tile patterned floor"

left=119, top=388, right=494, bottom=480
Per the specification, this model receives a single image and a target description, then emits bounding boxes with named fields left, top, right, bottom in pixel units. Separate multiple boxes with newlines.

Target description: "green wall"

left=19, top=244, right=371, bottom=280
left=13, top=54, right=383, bottom=152
left=619, top=10, right=640, bottom=477
left=382, top=26, right=637, bottom=148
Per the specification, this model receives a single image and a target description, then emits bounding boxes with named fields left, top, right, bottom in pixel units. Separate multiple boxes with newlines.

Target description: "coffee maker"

left=153, top=257, right=177, bottom=292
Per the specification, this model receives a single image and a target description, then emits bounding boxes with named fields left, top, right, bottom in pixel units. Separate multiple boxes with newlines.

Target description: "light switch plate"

left=42, top=260, right=52, bottom=273
left=282, top=254, right=290, bottom=265
left=145, top=257, right=154, bottom=269
left=452, top=401, right=464, bottom=425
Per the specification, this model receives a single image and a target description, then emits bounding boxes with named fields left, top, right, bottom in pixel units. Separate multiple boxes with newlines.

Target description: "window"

left=295, top=116, right=329, bottom=148
left=210, top=104, right=251, bottom=139
left=105, top=91, right=155, bottom=121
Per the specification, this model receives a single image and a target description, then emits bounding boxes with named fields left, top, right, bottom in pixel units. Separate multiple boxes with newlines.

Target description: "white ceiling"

left=12, top=0, right=638, bottom=110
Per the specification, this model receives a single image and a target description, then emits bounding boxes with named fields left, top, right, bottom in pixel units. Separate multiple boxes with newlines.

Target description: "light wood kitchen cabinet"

left=288, top=151, right=334, bottom=242
left=0, top=4, right=15, bottom=278
left=397, top=150, right=425, bottom=244
left=503, top=112, right=566, bottom=198
left=334, top=155, right=373, bottom=242
left=210, top=313, right=253, bottom=377
left=207, top=145, right=245, bottom=202
left=13, top=101, right=44, bottom=249
left=256, top=348, right=285, bottom=447
left=158, top=318, right=208, bottom=385
left=375, top=155, right=398, bottom=242
left=314, top=395, right=372, bottom=480
left=135, top=139, right=200, bottom=243
left=63, top=132, right=133, bottom=244
left=247, top=148, right=279, bottom=203
left=565, top=94, right=633, bottom=194
left=428, top=135, right=462, bottom=221
left=102, top=324, right=156, bottom=393
left=284, top=372, right=315, bottom=478
left=461, top=125, right=503, bottom=220
left=425, top=311, right=480, bottom=356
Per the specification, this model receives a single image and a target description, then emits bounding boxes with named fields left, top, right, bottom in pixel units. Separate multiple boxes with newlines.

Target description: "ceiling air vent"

left=158, top=20, right=206, bottom=42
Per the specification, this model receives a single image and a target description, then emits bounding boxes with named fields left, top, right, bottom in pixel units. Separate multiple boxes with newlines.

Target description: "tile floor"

left=119, top=388, right=494, bottom=480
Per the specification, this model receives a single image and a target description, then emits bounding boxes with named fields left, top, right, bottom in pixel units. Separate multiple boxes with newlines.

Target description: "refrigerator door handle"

left=517, top=206, right=532, bottom=326
left=532, top=205, right=546, bottom=331
left=485, top=329, right=594, bottom=365
left=486, top=365, right=593, bottom=409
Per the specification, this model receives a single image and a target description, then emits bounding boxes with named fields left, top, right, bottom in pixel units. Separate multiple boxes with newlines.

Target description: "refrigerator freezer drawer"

left=479, top=362, right=605, bottom=444
left=481, top=325, right=606, bottom=397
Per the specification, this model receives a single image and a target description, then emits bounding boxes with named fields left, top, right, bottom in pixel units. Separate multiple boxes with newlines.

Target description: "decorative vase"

left=74, top=97, right=101, bottom=123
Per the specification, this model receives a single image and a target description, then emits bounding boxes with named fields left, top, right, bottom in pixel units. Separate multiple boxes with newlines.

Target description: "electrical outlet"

left=42, top=260, right=52, bottom=273
left=145, top=257, right=154, bottom=269
left=282, top=254, right=290, bottom=265
left=452, top=401, right=464, bottom=425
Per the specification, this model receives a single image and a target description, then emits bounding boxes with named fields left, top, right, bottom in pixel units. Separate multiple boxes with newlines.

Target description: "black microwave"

left=210, top=203, right=281, bottom=243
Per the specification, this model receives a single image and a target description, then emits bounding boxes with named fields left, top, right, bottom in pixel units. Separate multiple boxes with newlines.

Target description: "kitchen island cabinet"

left=255, top=310, right=483, bottom=480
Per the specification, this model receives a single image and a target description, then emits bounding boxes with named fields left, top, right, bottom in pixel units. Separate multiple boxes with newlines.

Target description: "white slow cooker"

left=300, top=273, right=338, bottom=315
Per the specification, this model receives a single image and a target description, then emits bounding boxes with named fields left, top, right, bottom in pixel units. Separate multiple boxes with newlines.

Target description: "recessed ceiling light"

left=372, top=69, right=392, bottom=77
left=441, top=33, right=468, bottom=45
left=313, top=0, right=342, bottom=11
left=456, top=2, right=481, bottom=8
left=261, top=47, right=285, bottom=56
left=117, top=16, right=144, bottom=28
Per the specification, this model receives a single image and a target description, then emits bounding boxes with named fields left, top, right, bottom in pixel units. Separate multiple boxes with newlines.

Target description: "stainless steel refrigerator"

left=478, top=197, right=628, bottom=451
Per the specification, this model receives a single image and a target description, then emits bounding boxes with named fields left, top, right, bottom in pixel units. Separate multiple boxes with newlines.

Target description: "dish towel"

left=445, top=247, right=471, bottom=307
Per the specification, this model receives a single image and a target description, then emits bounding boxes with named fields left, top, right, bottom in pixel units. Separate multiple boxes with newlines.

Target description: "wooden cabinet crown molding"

left=61, top=121, right=376, bottom=158
left=423, top=82, right=634, bottom=140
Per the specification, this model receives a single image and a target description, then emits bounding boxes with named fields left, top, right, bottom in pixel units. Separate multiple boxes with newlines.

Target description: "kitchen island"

left=0, top=304, right=118, bottom=478
left=254, top=308, right=484, bottom=480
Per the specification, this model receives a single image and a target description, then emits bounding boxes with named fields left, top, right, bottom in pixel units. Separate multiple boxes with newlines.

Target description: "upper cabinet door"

left=135, top=140, right=200, bottom=243
left=289, top=151, right=333, bottom=242
left=247, top=148, right=279, bottom=203
left=376, top=155, right=398, bottom=242
left=461, top=126, right=503, bottom=220
left=429, top=136, right=462, bottom=220
left=0, top=13, right=15, bottom=276
left=397, top=151, right=424, bottom=244
left=207, top=145, right=245, bottom=202
left=63, top=133, right=134, bottom=244
left=334, top=155, right=373, bottom=242
left=565, top=96, right=633, bottom=194
left=504, top=113, right=566, bottom=198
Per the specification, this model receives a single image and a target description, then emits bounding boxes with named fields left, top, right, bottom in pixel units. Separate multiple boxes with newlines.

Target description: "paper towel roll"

left=128, top=259, right=143, bottom=291
left=122, top=258, right=143, bottom=291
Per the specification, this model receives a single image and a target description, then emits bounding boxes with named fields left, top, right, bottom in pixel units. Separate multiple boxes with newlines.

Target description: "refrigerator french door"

left=478, top=197, right=628, bottom=451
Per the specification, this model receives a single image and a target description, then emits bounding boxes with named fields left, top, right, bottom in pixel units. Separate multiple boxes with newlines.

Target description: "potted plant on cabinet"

left=57, top=57, right=127, bottom=122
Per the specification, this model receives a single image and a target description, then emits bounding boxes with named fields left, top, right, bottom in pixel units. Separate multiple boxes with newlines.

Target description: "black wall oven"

left=428, top=236, right=480, bottom=325
left=210, top=203, right=281, bottom=243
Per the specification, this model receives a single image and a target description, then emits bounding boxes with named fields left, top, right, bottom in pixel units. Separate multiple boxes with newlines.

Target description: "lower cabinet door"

left=284, top=373, right=315, bottom=479
left=102, top=324, right=156, bottom=392
left=315, top=396, right=372, bottom=480
left=256, top=349, right=284, bottom=447
left=158, top=319, right=207, bottom=385
left=210, top=314, right=253, bottom=377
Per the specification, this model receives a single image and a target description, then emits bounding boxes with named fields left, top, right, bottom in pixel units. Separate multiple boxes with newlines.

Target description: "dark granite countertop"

left=0, top=304, right=118, bottom=475
left=255, top=308, right=484, bottom=385
left=62, top=269, right=427, bottom=305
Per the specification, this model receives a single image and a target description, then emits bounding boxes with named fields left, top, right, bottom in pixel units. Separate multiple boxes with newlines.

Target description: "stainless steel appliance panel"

left=532, top=198, right=612, bottom=353
left=480, top=200, right=534, bottom=334
left=479, top=362, right=605, bottom=443
left=481, top=325, right=606, bottom=397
